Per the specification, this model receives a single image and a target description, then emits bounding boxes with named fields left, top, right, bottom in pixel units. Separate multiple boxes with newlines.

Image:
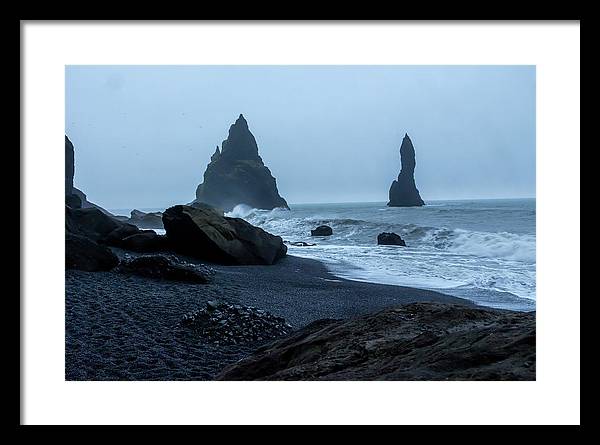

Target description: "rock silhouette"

left=195, top=114, right=289, bottom=212
left=65, top=135, right=75, bottom=196
left=388, top=133, right=425, bottom=207
left=311, top=225, right=333, bottom=236
left=377, top=232, right=406, bottom=246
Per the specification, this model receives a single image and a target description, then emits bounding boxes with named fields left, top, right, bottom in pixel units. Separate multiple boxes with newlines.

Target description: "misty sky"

left=65, top=65, right=535, bottom=210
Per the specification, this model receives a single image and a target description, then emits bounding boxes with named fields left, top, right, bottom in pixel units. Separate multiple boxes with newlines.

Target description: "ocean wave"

left=226, top=204, right=536, bottom=264
left=225, top=204, right=290, bottom=219
left=421, top=228, right=536, bottom=263
left=220, top=203, right=535, bottom=309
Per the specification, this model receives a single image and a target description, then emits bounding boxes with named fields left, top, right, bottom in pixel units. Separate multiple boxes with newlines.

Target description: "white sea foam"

left=221, top=200, right=536, bottom=311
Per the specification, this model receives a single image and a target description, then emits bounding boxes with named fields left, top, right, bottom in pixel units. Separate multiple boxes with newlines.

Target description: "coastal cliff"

left=195, top=115, right=289, bottom=212
left=388, top=133, right=425, bottom=207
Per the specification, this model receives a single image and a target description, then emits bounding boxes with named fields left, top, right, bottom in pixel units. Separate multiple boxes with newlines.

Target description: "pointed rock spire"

left=195, top=115, right=289, bottom=211
left=387, top=133, right=425, bottom=207
left=211, top=146, right=221, bottom=162
left=219, top=113, right=260, bottom=161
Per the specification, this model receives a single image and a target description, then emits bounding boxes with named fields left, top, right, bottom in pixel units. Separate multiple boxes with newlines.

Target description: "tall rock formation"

left=195, top=114, right=289, bottom=212
left=388, top=133, right=425, bottom=207
left=65, top=135, right=75, bottom=196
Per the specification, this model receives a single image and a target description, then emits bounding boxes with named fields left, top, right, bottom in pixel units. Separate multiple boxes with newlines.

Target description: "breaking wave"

left=222, top=201, right=536, bottom=310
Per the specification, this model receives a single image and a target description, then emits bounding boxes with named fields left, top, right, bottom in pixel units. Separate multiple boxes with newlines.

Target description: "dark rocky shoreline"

left=218, top=302, right=535, bottom=380
left=66, top=250, right=534, bottom=381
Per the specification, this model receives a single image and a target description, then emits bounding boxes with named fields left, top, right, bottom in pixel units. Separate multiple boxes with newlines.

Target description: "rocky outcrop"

left=71, top=187, right=114, bottom=215
left=66, top=206, right=121, bottom=242
left=377, top=232, right=406, bottom=246
left=311, top=225, right=333, bottom=236
left=194, top=114, right=289, bottom=212
left=217, top=302, right=536, bottom=381
left=182, top=301, right=292, bottom=345
left=388, top=134, right=425, bottom=207
left=102, top=223, right=141, bottom=246
left=65, top=193, right=82, bottom=209
left=117, top=254, right=212, bottom=283
left=188, top=201, right=225, bottom=215
left=162, top=204, right=287, bottom=265
left=66, top=232, right=119, bottom=271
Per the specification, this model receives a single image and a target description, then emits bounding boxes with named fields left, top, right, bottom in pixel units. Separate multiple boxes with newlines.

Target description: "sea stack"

left=388, top=133, right=425, bottom=207
left=194, top=114, right=289, bottom=212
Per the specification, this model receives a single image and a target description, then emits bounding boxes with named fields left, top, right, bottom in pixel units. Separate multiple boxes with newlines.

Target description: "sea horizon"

left=107, top=196, right=536, bottom=216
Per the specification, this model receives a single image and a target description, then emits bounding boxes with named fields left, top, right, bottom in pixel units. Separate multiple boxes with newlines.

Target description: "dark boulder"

left=388, top=133, right=425, bottom=207
left=116, top=254, right=212, bottom=283
left=103, top=223, right=142, bottom=247
left=119, top=231, right=170, bottom=253
left=188, top=200, right=225, bottom=216
left=66, top=206, right=166, bottom=254
left=216, top=302, right=536, bottom=381
left=195, top=114, right=289, bottom=211
left=310, top=225, right=333, bottom=236
left=162, top=204, right=286, bottom=265
left=377, top=232, right=406, bottom=246
left=66, top=206, right=121, bottom=242
left=66, top=232, right=119, bottom=271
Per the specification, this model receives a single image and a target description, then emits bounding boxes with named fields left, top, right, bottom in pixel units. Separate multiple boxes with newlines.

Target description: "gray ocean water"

left=111, top=198, right=536, bottom=311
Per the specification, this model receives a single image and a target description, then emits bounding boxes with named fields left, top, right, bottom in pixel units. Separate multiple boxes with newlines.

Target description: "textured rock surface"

left=377, top=232, right=406, bottom=246
left=103, top=223, right=142, bottom=247
left=66, top=206, right=165, bottom=254
left=117, top=254, right=212, bottom=283
left=311, top=225, right=333, bottom=236
left=388, top=134, right=425, bottom=207
left=195, top=114, right=289, bottom=211
left=217, top=302, right=536, bottom=381
left=163, top=204, right=287, bottom=265
left=66, top=232, right=119, bottom=271
left=66, top=206, right=121, bottom=242
left=182, top=301, right=292, bottom=345
left=65, top=193, right=82, bottom=209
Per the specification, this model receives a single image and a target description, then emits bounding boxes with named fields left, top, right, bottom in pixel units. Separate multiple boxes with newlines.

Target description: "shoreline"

left=66, top=251, right=476, bottom=380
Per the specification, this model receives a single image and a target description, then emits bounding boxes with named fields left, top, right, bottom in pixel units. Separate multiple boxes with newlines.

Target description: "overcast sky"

left=65, top=65, right=535, bottom=210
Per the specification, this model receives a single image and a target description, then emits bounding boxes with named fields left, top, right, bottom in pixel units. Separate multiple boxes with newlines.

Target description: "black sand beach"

left=65, top=252, right=470, bottom=380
